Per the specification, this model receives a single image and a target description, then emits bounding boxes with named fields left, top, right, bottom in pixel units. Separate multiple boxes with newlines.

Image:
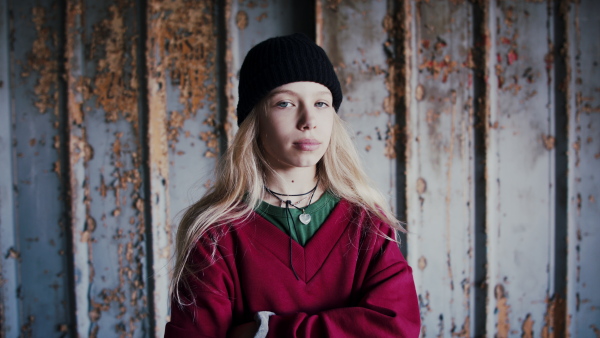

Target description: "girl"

left=165, top=33, right=420, bottom=337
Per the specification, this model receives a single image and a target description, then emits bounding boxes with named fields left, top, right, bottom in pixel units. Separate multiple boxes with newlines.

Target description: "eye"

left=315, top=101, right=329, bottom=108
left=276, top=101, right=293, bottom=108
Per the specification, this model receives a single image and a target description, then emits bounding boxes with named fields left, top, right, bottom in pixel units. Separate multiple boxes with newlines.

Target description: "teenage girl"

left=165, top=33, right=420, bottom=337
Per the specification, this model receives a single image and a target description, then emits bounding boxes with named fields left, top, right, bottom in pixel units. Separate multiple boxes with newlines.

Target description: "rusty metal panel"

left=566, top=0, right=600, bottom=335
left=65, top=0, right=150, bottom=336
left=1, top=0, right=18, bottom=335
left=317, top=0, right=397, bottom=207
left=146, top=0, right=221, bottom=334
left=3, top=0, right=73, bottom=336
left=404, top=0, right=477, bottom=335
left=485, top=0, right=558, bottom=336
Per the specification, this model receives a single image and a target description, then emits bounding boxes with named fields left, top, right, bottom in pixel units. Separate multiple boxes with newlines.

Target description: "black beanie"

left=236, top=33, right=343, bottom=126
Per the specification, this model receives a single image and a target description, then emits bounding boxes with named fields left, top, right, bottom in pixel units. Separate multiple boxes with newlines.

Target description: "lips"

left=292, top=139, right=321, bottom=151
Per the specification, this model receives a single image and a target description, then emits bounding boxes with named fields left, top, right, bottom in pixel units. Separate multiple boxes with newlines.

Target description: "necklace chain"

left=263, top=179, right=319, bottom=282
left=264, top=178, right=319, bottom=213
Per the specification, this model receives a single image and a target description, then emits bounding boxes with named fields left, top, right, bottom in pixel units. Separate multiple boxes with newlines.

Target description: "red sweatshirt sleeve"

left=164, top=235, right=235, bottom=338
left=266, top=224, right=421, bottom=338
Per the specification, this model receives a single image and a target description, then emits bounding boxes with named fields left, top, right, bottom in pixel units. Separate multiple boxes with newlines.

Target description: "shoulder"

left=340, top=200, right=396, bottom=233
left=193, top=211, right=262, bottom=249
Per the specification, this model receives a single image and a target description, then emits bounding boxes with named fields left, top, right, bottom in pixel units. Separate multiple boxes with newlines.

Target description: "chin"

left=296, top=155, right=325, bottom=168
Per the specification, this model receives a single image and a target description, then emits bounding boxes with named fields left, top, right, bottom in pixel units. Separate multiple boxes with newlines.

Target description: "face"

left=258, top=81, right=335, bottom=171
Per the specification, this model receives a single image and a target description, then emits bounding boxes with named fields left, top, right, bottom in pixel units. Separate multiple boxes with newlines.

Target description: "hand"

left=228, top=321, right=258, bottom=338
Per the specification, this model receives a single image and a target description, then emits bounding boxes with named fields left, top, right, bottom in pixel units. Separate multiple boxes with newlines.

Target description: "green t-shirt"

left=255, top=191, right=340, bottom=246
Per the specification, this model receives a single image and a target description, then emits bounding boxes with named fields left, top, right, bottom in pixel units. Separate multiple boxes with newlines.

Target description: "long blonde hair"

left=170, top=102, right=405, bottom=304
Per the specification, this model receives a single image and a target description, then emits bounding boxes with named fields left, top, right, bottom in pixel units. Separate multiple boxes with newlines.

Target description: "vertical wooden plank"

left=146, top=0, right=220, bottom=334
left=66, top=0, right=149, bottom=336
left=486, top=0, right=556, bottom=335
left=6, top=0, right=72, bottom=335
left=0, top=0, right=18, bottom=335
left=566, top=0, right=600, bottom=336
left=317, top=0, right=396, bottom=208
left=405, top=0, right=476, bottom=335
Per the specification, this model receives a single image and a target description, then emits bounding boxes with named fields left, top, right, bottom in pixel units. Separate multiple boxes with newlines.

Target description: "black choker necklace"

left=264, top=179, right=319, bottom=281
left=264, top=179, right=319, bottom=225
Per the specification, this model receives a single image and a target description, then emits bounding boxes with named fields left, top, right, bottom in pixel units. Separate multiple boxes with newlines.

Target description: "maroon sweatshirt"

left=165, top=200, right=421, bottom=337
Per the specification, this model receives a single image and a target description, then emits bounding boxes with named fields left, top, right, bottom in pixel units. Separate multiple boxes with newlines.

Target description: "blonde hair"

left=170, top=102, right=405, bottom=304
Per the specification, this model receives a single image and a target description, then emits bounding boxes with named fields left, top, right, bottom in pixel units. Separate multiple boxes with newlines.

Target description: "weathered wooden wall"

left=1, top=0, right=598, bottom=337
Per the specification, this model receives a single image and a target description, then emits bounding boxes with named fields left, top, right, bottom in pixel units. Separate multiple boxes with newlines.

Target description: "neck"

left=263, top=166, right=322, bottom=206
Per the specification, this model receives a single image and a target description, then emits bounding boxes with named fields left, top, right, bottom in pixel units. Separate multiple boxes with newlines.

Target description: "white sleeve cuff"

left=253, top=311, right=276, bottom=338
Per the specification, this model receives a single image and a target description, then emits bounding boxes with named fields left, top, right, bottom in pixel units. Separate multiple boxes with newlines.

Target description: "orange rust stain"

left=542, top=295, right=566, bottom=338
left=495, top=284, right=511, bottom=337
left=384, top=122, right=399, bottom=159
left=326, top=0, right=342, bottom=11
left=503, top=5, right=516, bottom=28
left=236, top=10, right=248, bottom=30
left=20, top=315, right=35, bottom=336
left=541, top=134, right=556, bottom=150
left=53, top=160, right=61, bottom=176
left=522, top=313, right=534, bottom=338
left=573, top=138, right=581, bottom=167
left=148, top=0, right=218, bottom=155
left=418, top=55, right=458, bottom=83
left=167, top=111, right=185, bottom=149
left=7, top=248, right=21, bottom=260
left=415, top=84, right=425, bottom=101
left=426, top=109, right=441, bottom=125
left=70, top=131, right=94, bottom=166
left=149, top=0, right=217, bottom=117
left=25, top=7, right=59, bottom=116
left=418, top=256, right=427, bottom=270
left=416, top=177, right=427, bottom=194
left=91, top=4, right=139, bottom=126
left=255, top=12, right=268, bottom=22
left=453, top=315, right=470, bottom=337
left=66, top=0, right=85, bottom=126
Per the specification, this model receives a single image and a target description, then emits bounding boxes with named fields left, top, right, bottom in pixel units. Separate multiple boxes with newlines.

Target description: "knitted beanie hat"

left=236, top=33, right=343, bottom=126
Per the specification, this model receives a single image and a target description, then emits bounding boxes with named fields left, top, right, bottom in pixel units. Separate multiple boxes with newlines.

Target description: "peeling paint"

left=325, top=0, right=342, bottom=11
left=495, top=284, right=511, bottom=337
left=542, top=133, right=556, bottom=150
left=25, top=7, right=59, bottom=116
left=91, top=3, right=138, bottom=126
left=416, top=177, right=427, bottom=194
left=418, top=256, right=427, bottom=270
left=453, top=315, right=470, bottom=337
left=542, top=295, right=566, bottom=338
left=5, top=248, right=21, bottom=260
left=147, top=0, right=218, bottom=156
left=522, top=313, right=534, bottom=338
left=415, top=84, right=425, bottom=101
left=236, top=10, right=248, bottom=30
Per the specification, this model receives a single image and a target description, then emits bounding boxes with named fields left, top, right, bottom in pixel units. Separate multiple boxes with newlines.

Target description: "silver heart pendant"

left=299, top=213, right=311, bottom=225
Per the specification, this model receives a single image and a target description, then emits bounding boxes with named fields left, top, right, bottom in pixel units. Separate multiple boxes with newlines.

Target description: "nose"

left=297, top=103, right=317, bottom=130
